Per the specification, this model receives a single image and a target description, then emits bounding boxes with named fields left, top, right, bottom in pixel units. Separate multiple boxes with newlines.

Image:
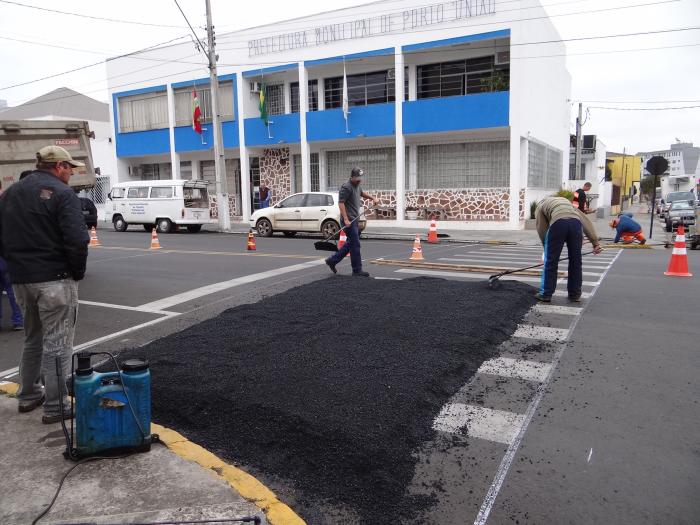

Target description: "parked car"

left=79, top=197, right=98, bottom=229
left=250, top=192, right=366, bottom=238
left=665, top=201, right=697, bottom=232
left=660, top=191, right=695, bottom=219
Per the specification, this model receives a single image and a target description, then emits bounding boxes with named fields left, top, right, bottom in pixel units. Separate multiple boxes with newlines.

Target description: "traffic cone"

left=149, top=228, right=161, bottom=250
left=664, top=225, right=692, bottom=277
left=427, top=216, right=438, bottom=244
left=247, top=229, right=257, bottom=251
left=338, top=228, right=349, bottom=257
left=410, top=234, right=424, bottom=261
left=88, top=226, right=101, bottom=247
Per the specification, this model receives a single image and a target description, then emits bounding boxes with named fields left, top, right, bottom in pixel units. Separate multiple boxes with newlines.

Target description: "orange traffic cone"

left=149, top=228, right=161, bottom=250
left=338, top=228, right=349, bottom=257
left=89, top=226, right=101, bottom=247
left=247, top=229, right=257, bottom=251
left=427, top=216, right=438, bottom=244
left=664, top=225, right=692, bottom=277
left=410, top=234, right=424, bottom=261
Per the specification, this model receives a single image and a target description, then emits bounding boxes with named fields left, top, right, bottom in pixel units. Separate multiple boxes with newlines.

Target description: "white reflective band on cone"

left=676, top=235, right=686, bottom=242
left=672, top=247, right=687, bottom=255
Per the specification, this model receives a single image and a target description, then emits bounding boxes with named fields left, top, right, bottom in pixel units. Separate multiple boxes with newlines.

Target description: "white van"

left=106, top=180, right=213, bottom=233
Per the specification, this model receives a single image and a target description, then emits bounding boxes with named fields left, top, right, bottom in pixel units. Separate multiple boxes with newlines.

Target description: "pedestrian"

left=610, top=215, right=646, bottom=244
left=0, top=146, right=89, bottom=424
left=0, top=256, right=24, bottom=331
left=535, top=196, right=602, bottom=303
left=259, top=182, right=271, bottom=209
left=325, top=167, right=378, bottom=277
left=572, top=182, right=592, bottom=213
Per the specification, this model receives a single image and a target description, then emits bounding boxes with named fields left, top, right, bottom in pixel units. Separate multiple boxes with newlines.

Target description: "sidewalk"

left=0, top=387, right=270, bottom=525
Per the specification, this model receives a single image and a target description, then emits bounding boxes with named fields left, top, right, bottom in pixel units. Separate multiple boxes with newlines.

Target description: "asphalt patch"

left=118, top=276, right=536, bottom=523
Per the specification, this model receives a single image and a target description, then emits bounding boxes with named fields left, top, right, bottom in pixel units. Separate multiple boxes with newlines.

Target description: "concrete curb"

left=0, top=382, right=305, bottom=525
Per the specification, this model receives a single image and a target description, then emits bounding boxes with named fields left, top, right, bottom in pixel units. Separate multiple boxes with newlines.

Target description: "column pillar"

left=166, top=84, right=180, bottom=179
left=299, top=62, right=311, bottom=192
left=394, top=47, right=405, bottom=224
left=236, top=73, right=251, bottom=220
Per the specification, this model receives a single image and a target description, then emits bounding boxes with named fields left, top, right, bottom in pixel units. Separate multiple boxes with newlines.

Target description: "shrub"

left=554, top=189, right=574, bottom=201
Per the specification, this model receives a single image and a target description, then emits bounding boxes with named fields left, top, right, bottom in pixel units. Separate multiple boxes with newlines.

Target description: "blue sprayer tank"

left=73, top=353, right=152, bottom=457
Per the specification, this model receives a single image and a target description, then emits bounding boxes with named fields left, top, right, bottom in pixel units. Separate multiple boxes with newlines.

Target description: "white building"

left=639, top=142, right=700, bottom=198
left=567, top=135, right=611, bottom=217
left=106, top=0, right=571, bottom=230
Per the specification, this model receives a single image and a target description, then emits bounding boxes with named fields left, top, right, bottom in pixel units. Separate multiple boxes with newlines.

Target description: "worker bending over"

left=611, top=215, right=646, bottom=244
left=535, top=196, right=602, bottom=303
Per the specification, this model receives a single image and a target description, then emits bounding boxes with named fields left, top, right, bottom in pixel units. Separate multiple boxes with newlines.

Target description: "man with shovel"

left=325, top=167, right=378, bottom=277
left=535, top=196, right=602, bottom=303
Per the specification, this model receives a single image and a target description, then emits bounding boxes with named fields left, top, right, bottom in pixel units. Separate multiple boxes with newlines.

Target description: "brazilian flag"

left=258, top=83, right=268, bottom=126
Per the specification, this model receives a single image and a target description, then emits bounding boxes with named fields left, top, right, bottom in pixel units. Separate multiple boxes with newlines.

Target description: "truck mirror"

left=107, top=192, right=112, bottom=200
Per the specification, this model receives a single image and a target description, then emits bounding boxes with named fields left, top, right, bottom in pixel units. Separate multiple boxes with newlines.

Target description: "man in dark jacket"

left=0, top=146, right=89, bottom=424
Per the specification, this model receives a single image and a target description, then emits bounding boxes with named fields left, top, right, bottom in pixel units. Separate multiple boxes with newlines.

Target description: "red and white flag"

left=192, top=89, right=202, bottom=134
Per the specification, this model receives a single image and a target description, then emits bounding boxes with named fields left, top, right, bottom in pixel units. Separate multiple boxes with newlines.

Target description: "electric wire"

left=172, top=0, right=209, bottom=57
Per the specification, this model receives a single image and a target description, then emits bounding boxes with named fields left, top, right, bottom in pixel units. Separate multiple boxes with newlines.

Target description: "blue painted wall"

left=403, top=92, right=509, bottom=135
left=244, top=113, right=300, bottom=146
left=307, top=104, right=395, bottom=142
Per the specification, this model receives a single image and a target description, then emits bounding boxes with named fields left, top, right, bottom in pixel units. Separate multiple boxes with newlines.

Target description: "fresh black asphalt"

left=118, top=275, right=536, bottom=523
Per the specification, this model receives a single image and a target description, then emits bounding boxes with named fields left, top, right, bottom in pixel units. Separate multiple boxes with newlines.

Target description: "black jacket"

left=0, top=171, right=89, bottom=283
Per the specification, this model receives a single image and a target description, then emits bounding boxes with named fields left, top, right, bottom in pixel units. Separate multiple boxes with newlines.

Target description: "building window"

left=174, top=82, right=234, bottom=127
left=324, top=70, right=395, bottom=109
left=118, top=91, right=168, bottom=132
left=569, top=163, right=586, bottom=180
left=417, top=56, right=509, bottom=99
left=416, top=141, right=510, bottom=189
left=292, top=153, right=320, bottom=192
left=326, top=147, right=395, bottom=190
left=264, top=84, right=285, bottom=116
left=528, top=141, right=562, bottom=189
left=290, top=80, right=319, bottom=113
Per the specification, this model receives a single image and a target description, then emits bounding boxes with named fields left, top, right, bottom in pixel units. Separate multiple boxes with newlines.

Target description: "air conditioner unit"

left=249, top=82, right=261, bottom=93
left=495, top=51, right=510, bottom=65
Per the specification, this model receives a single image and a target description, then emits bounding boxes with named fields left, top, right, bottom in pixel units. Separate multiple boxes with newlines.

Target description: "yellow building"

left=607, top=153, right=642, bottom=213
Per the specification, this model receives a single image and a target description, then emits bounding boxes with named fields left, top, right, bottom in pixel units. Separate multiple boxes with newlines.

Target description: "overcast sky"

left=0, top=0, right=698, bottom=153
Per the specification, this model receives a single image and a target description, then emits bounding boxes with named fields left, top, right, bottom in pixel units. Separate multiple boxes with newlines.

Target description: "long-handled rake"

left=487, top=251, right=595, bottom=290
left=314, top=211, right=371, bottom=252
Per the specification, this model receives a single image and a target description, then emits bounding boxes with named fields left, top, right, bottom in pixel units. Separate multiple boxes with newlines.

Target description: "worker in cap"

left=610, top=214, right=646, bottom=244
left=0, top=145, right=89, bottom=424
left=325, top=167, right=379, bottom=277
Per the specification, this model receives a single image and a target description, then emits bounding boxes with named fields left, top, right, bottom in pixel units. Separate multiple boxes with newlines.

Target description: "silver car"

left=665, top=201, right=696, bottom=232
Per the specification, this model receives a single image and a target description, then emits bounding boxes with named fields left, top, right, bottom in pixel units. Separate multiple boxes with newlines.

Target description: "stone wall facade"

left=260, top=148, right=290, bottom=206
left=209, top=194, right=240, bottom=220
left=363, top=188, right=516, bottom=221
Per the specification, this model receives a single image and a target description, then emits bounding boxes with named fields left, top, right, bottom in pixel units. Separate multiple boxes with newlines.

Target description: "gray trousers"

left=13, top=279, right=79, bottom=415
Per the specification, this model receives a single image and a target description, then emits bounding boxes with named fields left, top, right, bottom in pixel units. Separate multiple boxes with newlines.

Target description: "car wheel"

left=156, top=218, right=172, bottom=234
left=256, top=218, right=273, bottom=237
left=187, top=225, right=202, bottom=233
left=143, top=224, right=153, bottom=232
left=113, top=215, right=128, bottom=232
left=282, top=231, right=297, bottom=237
left=690, top=242, right=698, bottom=250
left=321, top=220, right=340, bottom=238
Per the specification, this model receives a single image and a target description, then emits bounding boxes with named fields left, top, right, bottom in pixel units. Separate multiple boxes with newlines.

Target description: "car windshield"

left=667, top=192, right=694, bottom=202
left=670, top=202, right=692, bottom=210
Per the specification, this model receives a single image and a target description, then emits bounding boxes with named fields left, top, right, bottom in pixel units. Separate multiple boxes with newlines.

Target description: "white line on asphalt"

left=476, top=249, right=618, bottom=259
left=437, top=259, right=605, bottom=276
left=588, top=448, right=594, bottom=463
left=433, top=404, right=526, bottom=445
left=394, top=269, right=599, bottom=287
left=79, top=300, right=179, bottom=316
left=373, top=277, right=403, bottom=280
left=478, top=357, right=553, bottom=383
left=474, top=248, right=624, bottom=525
left=513, top=324, right=570, bottom=341
left=0, top=367, right=18, bottom=379
left=446, top=256, right=611, bottom=269
left=138, top=259, right=325, bottom=311
left=532, top=304, right=582, bottom=316
left=553, top=290, right=592, bottom=298
left=72, top=317, right=176, bottom=352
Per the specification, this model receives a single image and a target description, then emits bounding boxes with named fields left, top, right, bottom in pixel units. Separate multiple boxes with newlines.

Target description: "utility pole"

left=205, top=0, right=229, bottom=231
left=620, top=147, right=627, bottom=212
left=574, top=103, right=583, bottom=182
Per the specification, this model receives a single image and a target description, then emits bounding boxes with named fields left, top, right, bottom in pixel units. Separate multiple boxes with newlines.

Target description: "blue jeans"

left=540, top=218, right=583, bottom=298
left=328, top=219, right=362, bottom=273
left=0, top=258, right=23, bottom=327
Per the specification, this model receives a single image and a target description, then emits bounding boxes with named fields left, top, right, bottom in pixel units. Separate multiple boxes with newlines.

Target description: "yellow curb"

left=0, top=386, right=305, bottom=525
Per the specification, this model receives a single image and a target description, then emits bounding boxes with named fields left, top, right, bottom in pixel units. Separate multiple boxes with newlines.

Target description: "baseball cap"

left=36, top=146, right=85, bottom=168
left=350, top=167, right=364, bottom=178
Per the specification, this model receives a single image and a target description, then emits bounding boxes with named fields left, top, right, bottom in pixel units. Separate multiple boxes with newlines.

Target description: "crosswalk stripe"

left=532, top=304, right=582, bottom=315
left=478, top=357, right=553, bottom=383
left=394, top=268, right=542, bottom=283
left=433, top=403, right=525, bottom=445
left=449, top=255, right=611, bottom=269
left=514, top=324, right=569, bottom=341
left=553, top=290, right=591, bottom=298
left=437, top=259, right=604, bottom=276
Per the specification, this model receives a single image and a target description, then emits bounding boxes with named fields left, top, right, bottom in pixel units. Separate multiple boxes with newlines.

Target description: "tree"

left=640, top=175, right=656, bottom=198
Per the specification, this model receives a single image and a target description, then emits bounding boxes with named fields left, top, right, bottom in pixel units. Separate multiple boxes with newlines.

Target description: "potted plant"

left=405, top=206, right=419, bottom=220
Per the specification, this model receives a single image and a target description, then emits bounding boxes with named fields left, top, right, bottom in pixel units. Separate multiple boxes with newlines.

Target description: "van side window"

left=128, top=187, right=149, bottom=198
left=111, top=188, right=125, bottom=199
left=150, top=187, right=174, bottom=198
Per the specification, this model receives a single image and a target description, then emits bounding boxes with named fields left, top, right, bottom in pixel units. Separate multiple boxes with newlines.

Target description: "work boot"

left=568, top=295, right=582, bottom=303
left=18, top=395, right=45, bottom=413
left=639, top=239, right=646, bottom=245
left=325, top=257, right=337, bottom=274
left=352, top=271, right=370, bottom=277
left=13, top=324, right=23, bottom=331
left=42, top=409, right=74, bottom=425
left=534, top=292, right=551, bottom=302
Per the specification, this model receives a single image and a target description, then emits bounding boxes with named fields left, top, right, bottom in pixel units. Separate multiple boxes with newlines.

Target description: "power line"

left=0, top=0, right=187, bottom=28
left=172, top=0, right=208, bottom=56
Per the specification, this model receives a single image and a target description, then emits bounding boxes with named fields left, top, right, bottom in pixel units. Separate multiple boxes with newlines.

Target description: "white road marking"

left=437, top=259, right=604, bottom=277
left=138, top=259, right=325, bottom=311
left=433, top=404, right=525, bottom=445
left=587, top=448, right=594, bottom=463
left=395, top=269, right=599, bottom=287
left=446, top=256, right=611, bottom=270
left=0, top=367, right=19, bottom=379
left=373, top=277, right=403, bottom=280
left=477, top=249, right=617, bottom=259
left=532, top=304, right=582, bottom=315
left=554, top=290, right=591, bottom=299
left=79, top=300, right=179, bottom=316
left=72, top=317, right=176, bottom=352
left=513, top=324, right=569, bottom=341
left=478, top=357, right=553, bottom=383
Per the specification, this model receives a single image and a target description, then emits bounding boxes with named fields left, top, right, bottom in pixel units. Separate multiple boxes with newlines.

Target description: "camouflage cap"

left=36, top=146, right=85, bottom=167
